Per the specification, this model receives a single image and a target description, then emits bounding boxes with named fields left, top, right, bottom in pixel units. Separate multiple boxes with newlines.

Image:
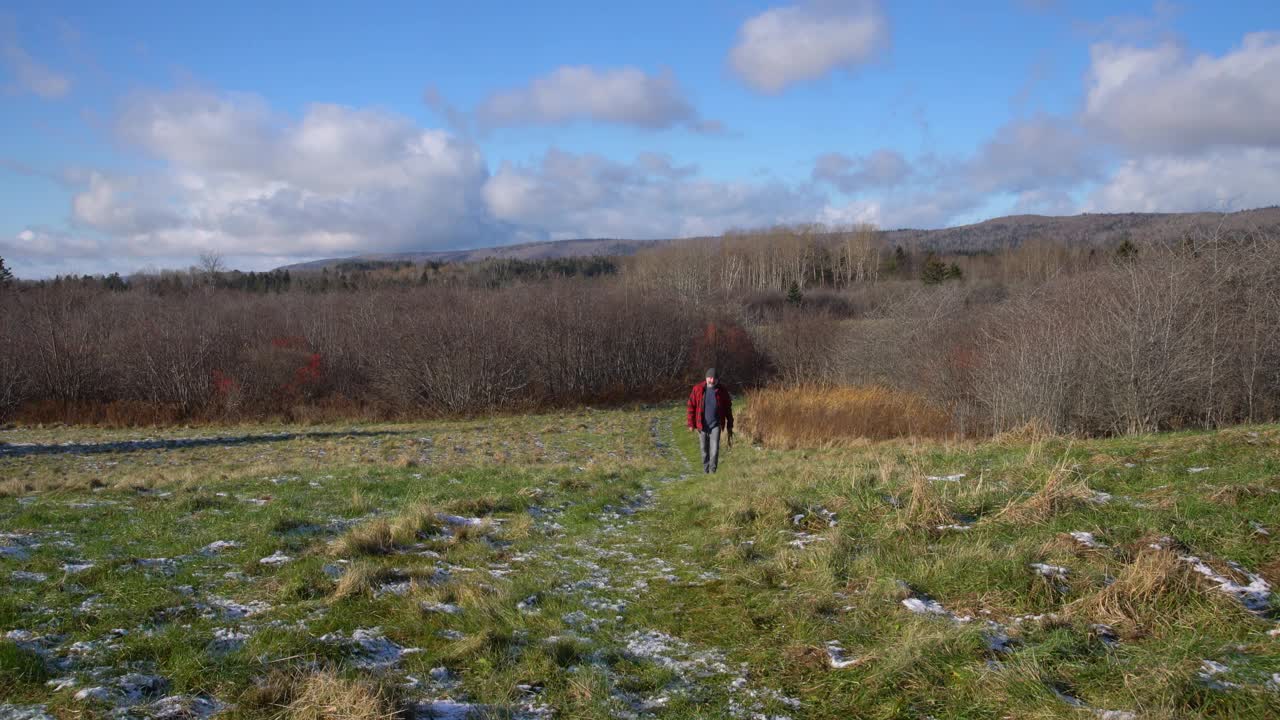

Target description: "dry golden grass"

left=740, top=385, right=956, bottom=448
left=390, top=503, right=442, bottom=543
left=285, top=670, right=400, bottom=720
left=992, top=459, right=1095, bottom=525
left=990, top=417, right=1056, bottom=446
left=330, top=562, right=383, bottom=601
left=897, top=472, right=953, bottom=530
left=330, top=503, right=444, bottom=558
left=330, top=520, right=396, bottom=557
left=1066, top=549, right=1197, bottom=631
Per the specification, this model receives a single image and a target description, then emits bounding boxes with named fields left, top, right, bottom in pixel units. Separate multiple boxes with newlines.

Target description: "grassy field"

left=1, top=406, right=1278, bottom=719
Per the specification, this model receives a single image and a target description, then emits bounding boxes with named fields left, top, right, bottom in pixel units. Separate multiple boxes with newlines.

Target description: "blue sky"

left=2, top=0, right=1278, bottom=277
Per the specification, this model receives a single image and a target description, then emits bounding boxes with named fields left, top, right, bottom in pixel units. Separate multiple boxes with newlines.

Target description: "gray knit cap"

left=705, top=368, right=718, bottom=379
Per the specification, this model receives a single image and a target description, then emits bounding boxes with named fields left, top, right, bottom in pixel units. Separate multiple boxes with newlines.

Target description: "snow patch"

left=420, top=601, right=462, bottom=615
left=200, top=596, right=271, bottom=620
left=1030, top=563, right=1069, bottom=579
left=199, top=541, right=241, bottom=556
left=148, top=694, right=228, bottom=719
left=206, top=628, right=250, bottom=656
left=320, top=627, right=420, bottom=669
left=1180, top=556, right=1273, bottom=614
left=1069, top=531, right=1105, bottom=548
left=0, top=706, right=56, bottom=720
left=824, top=641, right=859, bottom=669
left=258, top=551, right=292, bottom=566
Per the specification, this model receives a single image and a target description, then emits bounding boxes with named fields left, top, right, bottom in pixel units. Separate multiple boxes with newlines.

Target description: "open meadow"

left=2, top=406, right=1278, bottom=719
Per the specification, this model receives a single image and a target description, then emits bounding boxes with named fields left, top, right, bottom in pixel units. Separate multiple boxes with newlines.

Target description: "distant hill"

left=277, top=207, right=1280, bottom=271
left=278, top=237, right=670, bottom=272
left=880, top=207, right=1280, bottom=253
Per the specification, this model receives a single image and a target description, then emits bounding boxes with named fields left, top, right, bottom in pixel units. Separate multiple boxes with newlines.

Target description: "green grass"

left=1, top=408, right=1277, bottom=718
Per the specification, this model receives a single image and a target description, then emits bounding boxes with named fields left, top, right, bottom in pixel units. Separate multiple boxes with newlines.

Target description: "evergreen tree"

left=786, top=280, right=803, bottom=305
left=1115, top=238, right=1138, bottom=260
left=945, top=262, right=963, bottom=281
left=921, top=253, right=948, bottom=284
left=0, top=256, right=13, bottom=288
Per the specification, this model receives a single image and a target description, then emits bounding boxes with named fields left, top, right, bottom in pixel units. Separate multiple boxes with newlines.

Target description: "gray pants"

left=699, top=428, right=721, bottom=473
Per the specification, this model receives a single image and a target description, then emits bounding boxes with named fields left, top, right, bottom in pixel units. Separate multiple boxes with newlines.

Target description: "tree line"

left=2, top=220, right=1278, bottom=436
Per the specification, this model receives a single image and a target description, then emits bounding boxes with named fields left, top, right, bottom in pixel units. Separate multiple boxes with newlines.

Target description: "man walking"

left=687, top=368, right=733, bottom=473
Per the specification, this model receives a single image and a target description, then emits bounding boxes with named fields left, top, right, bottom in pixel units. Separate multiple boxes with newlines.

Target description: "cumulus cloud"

left=729, top=0, right=888, bottom=93
left=474, top=66, right=720, bottom=132
left=1085, top=147, right=1280, bottom=213
left=1084, top=33, right=1280, bottom=153
left=24, top=87, right=500, bottom=266
left=812, top=149, right=910, bottom=193
left=483, top=148, right=825, bottom=239
left=11, top=86, right=827, bottom=274
left=1, top=30, right=71, bottom=98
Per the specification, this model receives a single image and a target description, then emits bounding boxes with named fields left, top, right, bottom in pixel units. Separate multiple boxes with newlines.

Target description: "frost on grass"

left=927, top=473, right=966, bottom=482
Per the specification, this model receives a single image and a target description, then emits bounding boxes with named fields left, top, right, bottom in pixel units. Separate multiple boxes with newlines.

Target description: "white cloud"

left=729, top=0, right=888, bottom=94
left=4, top=227, right=103, bottom=258
left=71, top=172, right=180, bottom=235
left=1, top=33, right=71, bottom=98
left=1085, top=147, right=1280, bottom=213
left=483, top=148, right=825, bottom=239
left=1084, top=32, right=1280, bottom=153
left=42, top=88, right=498, bottom=264
left=475, top=66, right=719, bottom=132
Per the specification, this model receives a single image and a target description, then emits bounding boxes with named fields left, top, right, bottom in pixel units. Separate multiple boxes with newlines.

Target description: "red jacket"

left=687, top=382, right=733, bottom=432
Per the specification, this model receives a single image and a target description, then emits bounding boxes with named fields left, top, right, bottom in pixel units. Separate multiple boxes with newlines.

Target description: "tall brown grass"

left=740, top=385, right=956, bottom=448
left=991, top=458, right=1095, bottom=526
